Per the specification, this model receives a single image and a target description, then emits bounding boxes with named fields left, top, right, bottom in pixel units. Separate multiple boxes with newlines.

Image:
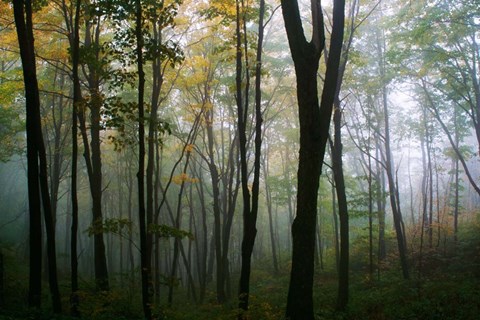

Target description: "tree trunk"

left=376, top=25, right=409, bottom=280
left=281, top=0, right=345, bottom=318
left=263, top=154, right=279, bottom=274
left=14, top=0, right=62, bottom=311
left=135, top=1, right=151, bottom=318
left=62, top=0, right=82, bottom=311
left=78, top=20, right=109, bottom=291
left=332, top=99, right=349, bottom=311
left=238, top=0, right=265, bottom=314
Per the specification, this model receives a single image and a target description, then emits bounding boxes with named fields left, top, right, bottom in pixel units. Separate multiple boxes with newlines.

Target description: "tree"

left=68, top=0, right=81, bottom=314
left=13, top=0, right=61, bottom=311
left=281, top=0, right=345, bottom=318
left=76, top=7, right=110, bottom=290
left=237, top=0, right=265, bottom=314
left=133, top=0, right=151, bottom=317
left=390, top=0, right=480, bottom=197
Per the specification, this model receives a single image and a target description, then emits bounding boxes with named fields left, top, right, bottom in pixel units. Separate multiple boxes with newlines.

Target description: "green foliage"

left=93, top=0, right=185, bottom=70
left=0, top=105, right=24, bottom=162
left=87, top=218, right=133, bottom=236
left=148, top=223, right=194, bottom=240
left=103, top=97, right=171, bottom=151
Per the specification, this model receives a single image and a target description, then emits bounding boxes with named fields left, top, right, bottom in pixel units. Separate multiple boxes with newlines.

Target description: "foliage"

left=0, top=105, right=24, bottom=162
left=87, top=218, right=133, bottom=236
left=148, top=223, right=194, bottom=240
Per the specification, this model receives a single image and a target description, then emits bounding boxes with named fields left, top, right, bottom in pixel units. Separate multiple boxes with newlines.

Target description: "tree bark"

left=135, top=1, right=152, bottom=318
left=281, top=0, right=345, bottom=318
left=77, top=19, right=109, bottom=291
left=238, top=0, right=265, bottom=314
left=13, top=0, right=62, bottom=311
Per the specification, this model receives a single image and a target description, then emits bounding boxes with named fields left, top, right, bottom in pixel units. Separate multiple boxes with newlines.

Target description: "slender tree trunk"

left=77, top=20, right=109, bottom=291
left=135, top=1, right=151, bottom=318
left=332, top=99, right=349, bottom=311
left=168, top=153, right=192, bottom=305
left=375, top=140, right=386, bottom=262
left=205, top=107, right=226, bottom=303
left=367, top=141, right=374, bottom=281
left=376, top=25, right=409, bottom=280
left=263, top=154, right=279, bottom=274
left=61, top=0, right=82, bottom=310
left=193, top=167, right=208, bottom=302
left=332, top=181, right=340, bottom=269
left=238, top=0, right=265, bottom=313
left=147, top=13, right=164, bottom=304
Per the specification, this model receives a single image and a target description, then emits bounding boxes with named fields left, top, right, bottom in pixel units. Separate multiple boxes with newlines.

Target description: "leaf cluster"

left=147, top=223, right=194, bottom=240
left=87, top=218, right=133, bottom=236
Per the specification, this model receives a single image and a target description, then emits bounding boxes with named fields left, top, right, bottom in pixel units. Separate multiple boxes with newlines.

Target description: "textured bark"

left=281, top=0, right=345, bottom=318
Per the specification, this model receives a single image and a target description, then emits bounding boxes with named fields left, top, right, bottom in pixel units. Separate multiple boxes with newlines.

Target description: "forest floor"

left=1, top=225, right=479, bottom=320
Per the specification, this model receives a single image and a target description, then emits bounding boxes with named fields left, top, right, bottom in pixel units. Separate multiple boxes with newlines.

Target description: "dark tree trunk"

left=331, top=169, right=340, bottom=270
left=147, top=15, right=164, bottom=304
left=13, top=0, right=62, bottom=311
left=238, top=0, right=265, bottom=314
left=77, top=20, right=109, bottom=291
left=167, top=152, right=192, bottom=305
left=135, top=1, right=151, bottom=318
left=59, top=0, right=81, bottom=307
left=14, top=0, right=42, bottom=308
left=40, top=135, right=62, bottom=314
left=281, top=0, right=344, bottom=318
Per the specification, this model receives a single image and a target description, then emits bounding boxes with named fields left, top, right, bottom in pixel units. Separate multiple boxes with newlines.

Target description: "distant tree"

left=390, top=0, right=480, bottom=197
